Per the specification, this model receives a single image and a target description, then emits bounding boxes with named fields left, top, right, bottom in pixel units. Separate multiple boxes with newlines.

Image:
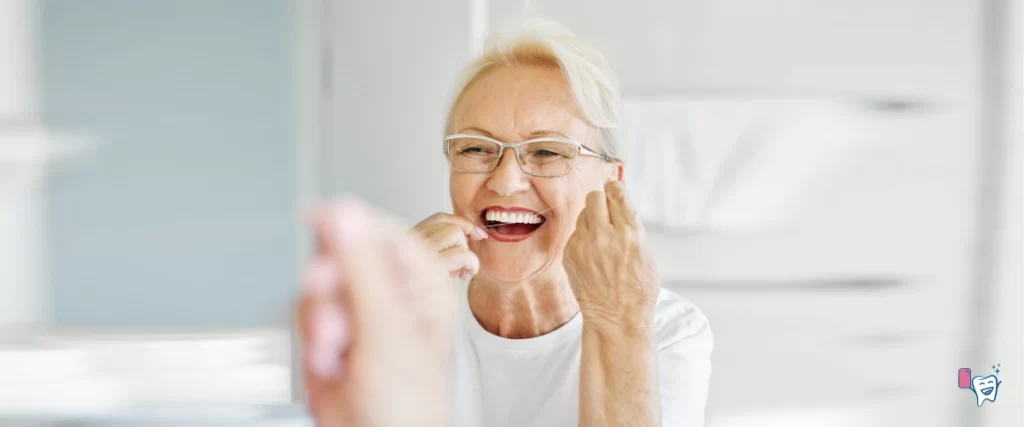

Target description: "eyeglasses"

left=444, top=133, right=614, bottom=178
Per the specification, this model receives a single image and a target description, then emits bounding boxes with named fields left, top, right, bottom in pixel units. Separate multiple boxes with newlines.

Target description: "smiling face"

left=447, top=65, right=620, bottom=283
left=971, top=375, right=1000, bottom=406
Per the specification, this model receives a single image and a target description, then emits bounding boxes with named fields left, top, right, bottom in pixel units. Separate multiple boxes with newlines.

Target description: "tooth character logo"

left=971, top=375, right=1001, bottom=407
left=958, top=365, right=1003, bottom=407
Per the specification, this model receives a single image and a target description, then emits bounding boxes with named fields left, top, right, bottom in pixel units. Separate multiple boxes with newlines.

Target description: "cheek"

left=449, top=173, right=482, bottom=210
left=560, top=164, right=607, bottom=207
left=534, top=178, right=589, bottom=234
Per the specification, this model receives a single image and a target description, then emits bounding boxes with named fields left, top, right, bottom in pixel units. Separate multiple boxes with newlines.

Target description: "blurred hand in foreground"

left=297, top=198, right=455, bottom=427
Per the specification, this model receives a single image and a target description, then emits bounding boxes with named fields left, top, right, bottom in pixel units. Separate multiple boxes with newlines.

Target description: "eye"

left=526, top=142, right=575, bottom=159
left=456, top=143, right=496, bottom=155
left=535, top=149, right=559, bottom=157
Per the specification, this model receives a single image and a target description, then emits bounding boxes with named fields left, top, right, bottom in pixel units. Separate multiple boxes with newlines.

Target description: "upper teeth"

left=486, top=210, right=542, bottom=224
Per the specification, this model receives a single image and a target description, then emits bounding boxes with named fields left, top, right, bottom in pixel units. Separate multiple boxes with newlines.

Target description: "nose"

left=486, top=147, right=531, bottom=196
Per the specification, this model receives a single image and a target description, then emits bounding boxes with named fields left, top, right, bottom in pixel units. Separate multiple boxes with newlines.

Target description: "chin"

left=475, top=249, right=563, bottom=284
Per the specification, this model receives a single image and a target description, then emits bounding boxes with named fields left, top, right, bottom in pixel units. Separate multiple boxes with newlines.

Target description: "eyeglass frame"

left=443, top=133, right=616, bottom=177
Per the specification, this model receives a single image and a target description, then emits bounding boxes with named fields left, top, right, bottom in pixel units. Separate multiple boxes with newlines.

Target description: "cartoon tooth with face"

left=971, top=375, right=1001, bottom=407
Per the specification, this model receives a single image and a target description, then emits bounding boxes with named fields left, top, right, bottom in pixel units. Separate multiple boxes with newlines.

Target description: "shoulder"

left=653, top=288, right=713, bottom=354
left=652, top=289, right=713, bottom=426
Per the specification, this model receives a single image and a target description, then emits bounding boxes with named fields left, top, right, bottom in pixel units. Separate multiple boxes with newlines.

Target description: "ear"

left=603, top=161, right=624, bottom=185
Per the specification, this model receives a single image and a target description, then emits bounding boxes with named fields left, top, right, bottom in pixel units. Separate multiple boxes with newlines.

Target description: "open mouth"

left=479, top=206, right=546, bottom=242
left=982, top=387, right=994, bottom=396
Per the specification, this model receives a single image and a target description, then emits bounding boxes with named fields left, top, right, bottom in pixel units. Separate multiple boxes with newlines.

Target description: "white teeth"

left=485, top=210, right=542, bottom=224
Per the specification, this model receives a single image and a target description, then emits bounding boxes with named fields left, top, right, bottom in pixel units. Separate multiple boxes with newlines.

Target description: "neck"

left=468, top=267, right=580, bottom=339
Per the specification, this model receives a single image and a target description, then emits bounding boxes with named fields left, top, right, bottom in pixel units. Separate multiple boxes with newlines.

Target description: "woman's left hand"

left=563, top=181, right=660, bottom=332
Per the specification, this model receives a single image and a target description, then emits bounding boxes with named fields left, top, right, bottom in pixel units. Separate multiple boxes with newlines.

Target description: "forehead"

left=451, top=65, right=591, bottom=141
left=973, top=376, right=997, bottom=383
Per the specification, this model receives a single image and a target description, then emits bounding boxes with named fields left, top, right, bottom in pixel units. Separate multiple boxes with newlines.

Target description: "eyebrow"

left=456, top=127, right=496, bottom=138
left=526, top=130, right=570, bottom=139
left=455, top=127, right=571, bottom=140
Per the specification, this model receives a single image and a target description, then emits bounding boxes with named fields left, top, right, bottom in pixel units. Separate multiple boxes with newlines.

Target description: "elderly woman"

left=300, top=20, right=712, bottom=427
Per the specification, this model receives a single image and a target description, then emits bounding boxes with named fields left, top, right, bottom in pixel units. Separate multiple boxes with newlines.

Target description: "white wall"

left=327, top=0, right=473, bottom=223
left=0, top=0, right=48, bottom=326
left=977, top=0, right=1024, bottom=425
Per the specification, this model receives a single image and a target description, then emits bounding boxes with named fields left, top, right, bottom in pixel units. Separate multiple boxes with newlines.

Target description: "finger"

left=297, top=257, right=350, bottom=380
left=303, top=254, right=341, bottom=297
left=584, top=189, right=609, bottom=224
left=302, top=355, right=349, bottom=427
left=382, top=214, right=456, bottom=343
left=418, top=212, right=487, bottom=241
left=424, top=223, right=471, bottom=252
left=358, top=205, right=453, bottom=321
left=574, top=201, right=589, bottom=233
left=318, top=198, right=422, bottom=338
left=300, top=299, right=349, bottom=380
left=439, top=245, right=480, bottom=276
left=604, top=181, right=639, bottom=227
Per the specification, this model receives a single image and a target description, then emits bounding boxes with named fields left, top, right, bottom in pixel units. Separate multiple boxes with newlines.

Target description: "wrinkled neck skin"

left=468, top=261, right=580, bottom=339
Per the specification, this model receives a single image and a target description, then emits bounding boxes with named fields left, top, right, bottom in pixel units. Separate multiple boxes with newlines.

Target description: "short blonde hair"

left=444, top=19, right=622, bottom=160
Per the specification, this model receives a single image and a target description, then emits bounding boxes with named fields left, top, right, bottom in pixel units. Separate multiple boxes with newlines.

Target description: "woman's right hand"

left=410, top=213, right=488, bottom=280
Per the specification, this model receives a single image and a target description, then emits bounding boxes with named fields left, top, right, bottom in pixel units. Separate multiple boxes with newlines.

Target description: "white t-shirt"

left=449, top=283, right=713, bottom=427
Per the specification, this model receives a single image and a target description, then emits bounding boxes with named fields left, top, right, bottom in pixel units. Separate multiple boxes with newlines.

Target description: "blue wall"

left=41, top=0, right=299, bottom=326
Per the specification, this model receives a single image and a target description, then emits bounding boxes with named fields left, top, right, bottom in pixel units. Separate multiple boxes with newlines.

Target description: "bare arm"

left=579, top=320, right=661, bottom=426
left=564, top=182, right=663, bottom=427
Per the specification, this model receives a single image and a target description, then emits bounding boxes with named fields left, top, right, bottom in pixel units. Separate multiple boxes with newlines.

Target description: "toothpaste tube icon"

left=959, top=368, right=972, bottom=389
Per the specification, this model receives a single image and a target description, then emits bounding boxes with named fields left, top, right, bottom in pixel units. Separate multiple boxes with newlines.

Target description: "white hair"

left=444, top=19, right=623, bottom=161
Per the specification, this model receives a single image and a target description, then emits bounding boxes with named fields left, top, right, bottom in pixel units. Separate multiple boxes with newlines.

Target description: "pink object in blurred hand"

left=958, top=368, right=972, bottom=389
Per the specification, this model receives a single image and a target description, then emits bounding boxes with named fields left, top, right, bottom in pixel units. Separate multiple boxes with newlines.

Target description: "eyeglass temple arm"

left=579, top=144, right=615, bottom=162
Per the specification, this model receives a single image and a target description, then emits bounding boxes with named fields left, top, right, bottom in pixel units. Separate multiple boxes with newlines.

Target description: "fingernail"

left=309, top=346, right=341, bottom=379
left=309, top=304, right=348, bottom=378
left=321, top=304, right=350, bottom=349
left=471, top=227, right=488, bottom=240
left=304, top=257, right=339, bottom=296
